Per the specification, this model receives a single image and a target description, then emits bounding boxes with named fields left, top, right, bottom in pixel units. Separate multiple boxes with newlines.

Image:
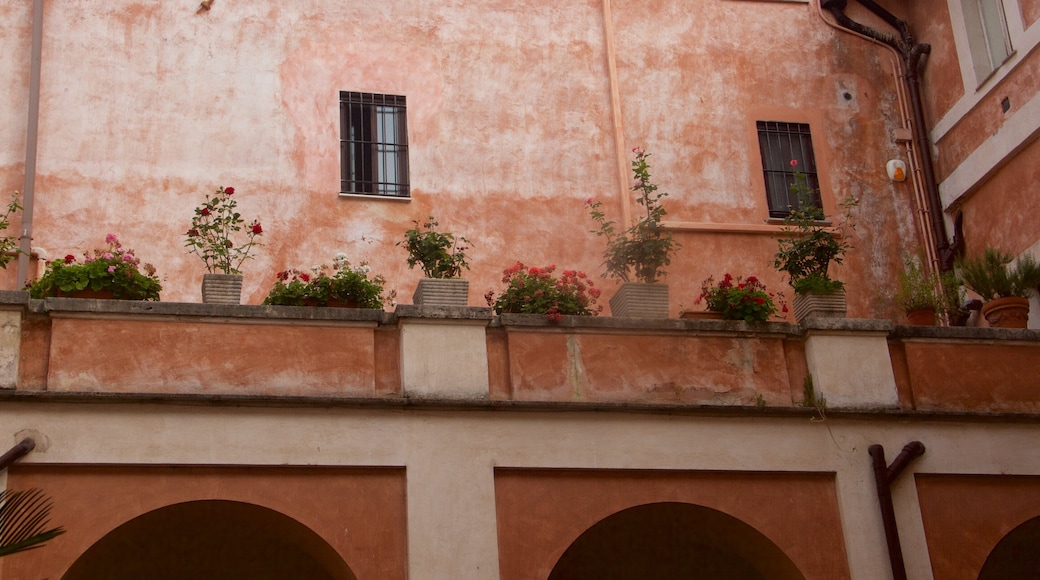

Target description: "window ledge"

left=661, top=221, right=838, bottom=236
left=338, top=192, right=411, bottom=202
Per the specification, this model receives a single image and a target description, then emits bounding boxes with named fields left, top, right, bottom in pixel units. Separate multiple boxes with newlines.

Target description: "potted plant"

left=691, top=273, right=786, bottom=322
left=184, top=185, right=263, bottom=304
left=0, top=192, right=22, bottom=271
left=940, top=270, right=974, bottom=326
left=895, top=254, right=939, bottom=326
left=398, top=215, right=471, bottom=306
left=28, top=233, right=162, bottom=300
left=588, top=147, right=680, bottom=318
left=263, top=253, right=391, bottom=309
left=773, top=160, right=857, bottom=322
left=955, top=248, right=1040, bottom=328
left=484, top=262, right=602, bottom=321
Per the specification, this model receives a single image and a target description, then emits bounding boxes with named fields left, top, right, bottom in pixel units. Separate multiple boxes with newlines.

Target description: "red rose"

left=224, top=187, right=235, bottom=195
left=200, top=208, right=211, bottom=216
left=251, top=223, right=263, bottom=235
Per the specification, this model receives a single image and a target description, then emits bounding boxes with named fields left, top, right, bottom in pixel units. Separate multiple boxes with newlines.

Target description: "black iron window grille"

left=340, top=92, right=409, bottom=198
left=756, top=121, right=822, bottom=218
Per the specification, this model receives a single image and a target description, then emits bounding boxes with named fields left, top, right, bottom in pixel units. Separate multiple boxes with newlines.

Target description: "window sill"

left=338, top=192, right=411, bottom=202
left=661, top=221, right=837, bottom=235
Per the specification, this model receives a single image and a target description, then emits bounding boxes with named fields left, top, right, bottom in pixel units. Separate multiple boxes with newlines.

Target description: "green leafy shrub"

left=588, top=147, right=679, bottom=283
left=398, top=216, right=470, bottom=279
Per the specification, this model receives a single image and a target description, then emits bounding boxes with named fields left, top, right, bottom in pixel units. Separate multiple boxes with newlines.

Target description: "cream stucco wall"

left=4, top=403, right=1040, bottom=579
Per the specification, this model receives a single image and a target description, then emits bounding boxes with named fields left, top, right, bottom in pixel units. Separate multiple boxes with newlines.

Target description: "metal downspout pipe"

left=820, top=0, right=956, bottom=271
left=17, top=0, right=44, bottom=288
left=869, top=442, right=926, bottom=580
left=0, top=438, right=36, bottom=472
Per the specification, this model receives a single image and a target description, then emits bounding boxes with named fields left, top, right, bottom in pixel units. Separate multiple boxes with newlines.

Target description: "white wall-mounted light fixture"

left=886, top=159, right=907, bottom=182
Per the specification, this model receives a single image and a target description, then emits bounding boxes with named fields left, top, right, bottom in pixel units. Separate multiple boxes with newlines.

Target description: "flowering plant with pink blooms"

left=696, top=273, right=785, bottom=322
left=485, top=263, right=602, bottom=321
left=184, top=185, right=264, bottom=275
left=27, top=234, right=162, bottom=300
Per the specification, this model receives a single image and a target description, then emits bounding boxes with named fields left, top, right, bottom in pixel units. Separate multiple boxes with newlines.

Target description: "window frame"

left=756, top=121, right=823, bottom=219
left=339, top=91, right=410, bottom=199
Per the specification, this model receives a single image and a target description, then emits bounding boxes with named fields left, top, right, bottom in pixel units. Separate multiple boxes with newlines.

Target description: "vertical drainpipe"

left=601, top=0, right=632, bottom=227
left=17, top=0, right=44, bottom=288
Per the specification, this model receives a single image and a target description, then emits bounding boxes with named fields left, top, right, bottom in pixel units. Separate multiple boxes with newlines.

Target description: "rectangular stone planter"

left=608, top=282, right=669, bottom=318
left=201, top=273, right=244, bottom=305
left=413, top=278, right=469, bottom=306
left=792, top=289, right=847, bottom=323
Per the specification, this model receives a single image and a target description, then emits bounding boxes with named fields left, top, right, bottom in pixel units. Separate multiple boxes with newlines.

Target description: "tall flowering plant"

left=28, top=234, right=162, bottom=300
left=588, top=148, right=679, bottom=283
left=184, top=186, right=263, bottom=275
left=485, top=263, right=602, bottom=321
left=697, top=273, right=785, bottom=322
left=774, top=160, right=857, bottom=294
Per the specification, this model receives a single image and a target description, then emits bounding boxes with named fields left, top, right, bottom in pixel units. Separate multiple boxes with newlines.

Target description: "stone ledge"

left=0, top=290, right=29, bottom=307
left=492, top=313, right=799, bottom=336
left=890, top=324, right=1040, bottom=341
left=394, top=304, right=493, bottom=321
left=31, top=298, right=389, bottom=323
left=798, top=317, right=894, bottom=334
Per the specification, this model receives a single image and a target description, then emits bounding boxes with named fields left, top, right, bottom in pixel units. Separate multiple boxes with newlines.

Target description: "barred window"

left=340, top=92, right=409, bottom=198
left=756, top=121, right=822, bottom=218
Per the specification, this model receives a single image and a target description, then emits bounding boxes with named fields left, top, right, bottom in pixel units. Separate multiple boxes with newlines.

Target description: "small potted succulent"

left=398, top=215, right=471, bottom=306
left=588, top=147, right=680, bottom=318
left=691, top=273, right=786, bottom=322
left=955, top=248, right=1040, bottom=328
left=184, top=185, right=263, bottom=304
left=263, top=253, right=391, bottom=309
left=895, top=254, right=940, bottom=326
left=484, top=262, right=602, bottom=321
left=773, top=160, right=857, bottom=322
left=28, top=233, right=162, bottom=300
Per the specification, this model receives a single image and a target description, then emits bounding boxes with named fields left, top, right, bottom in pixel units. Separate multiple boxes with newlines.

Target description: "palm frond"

left=0, top=488, right=66, bottom=558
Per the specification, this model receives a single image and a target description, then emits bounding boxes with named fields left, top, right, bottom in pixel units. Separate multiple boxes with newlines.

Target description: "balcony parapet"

left=0, top=296, right=1036, bottom=415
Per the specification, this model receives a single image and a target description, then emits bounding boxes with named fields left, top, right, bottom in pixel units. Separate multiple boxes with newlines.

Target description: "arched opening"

left=62, top=500, right=356, bottom=580
left=979, top=515, right=1040, bottom=579
left=549, top=502, right=804, bottom=580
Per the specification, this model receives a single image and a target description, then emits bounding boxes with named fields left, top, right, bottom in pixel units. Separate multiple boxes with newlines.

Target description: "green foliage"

left=940, top=269, right=970, bottom=320
left=28, top=234, right=162, bottom=300
left=955, top=248, right=1040, bottom=300
left=263, top=254, right=390, bottom=309
left=774, top=165, right=857, bottom=294
left=485, top=263, right=602, bottom=321
left=895, top=254, right=940, bottom=312
left=0, top=192, right=22, bottom=270
left=184, top=186, right=263, bottom=275
left=398, top=216, right=470, bottom=279
left=0, top=488, right=65, bottom=558
left=697, top=273, right=786, bottom=322
left=588, top=148, right=679, bottom=283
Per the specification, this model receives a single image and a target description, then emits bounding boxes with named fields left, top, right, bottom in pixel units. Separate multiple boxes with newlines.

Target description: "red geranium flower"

left=224, top=186, right=235, bottom=195
left=64, top=254, right=76, bottom=264
left=200, top=208, right=211, bottom=216
left=251, top=223, right=263, bottom=235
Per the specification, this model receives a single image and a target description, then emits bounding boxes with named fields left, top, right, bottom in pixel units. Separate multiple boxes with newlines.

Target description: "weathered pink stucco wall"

left=2, top=0, right=922, bottom=319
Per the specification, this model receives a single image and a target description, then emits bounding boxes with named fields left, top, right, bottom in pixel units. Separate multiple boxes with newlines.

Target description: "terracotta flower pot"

left=905, top=308, right=937, bottom=326
left=57, top=288, right=116, bottom=300
left=981, top=296, right=1030, bottom=329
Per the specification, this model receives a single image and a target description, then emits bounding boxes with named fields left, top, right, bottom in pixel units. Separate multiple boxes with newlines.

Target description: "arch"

left=62, top=499, right=356, bottom=580
left=978, top=515, right=1040, bottom=579
left=548, top=502, right=804, bottom=580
